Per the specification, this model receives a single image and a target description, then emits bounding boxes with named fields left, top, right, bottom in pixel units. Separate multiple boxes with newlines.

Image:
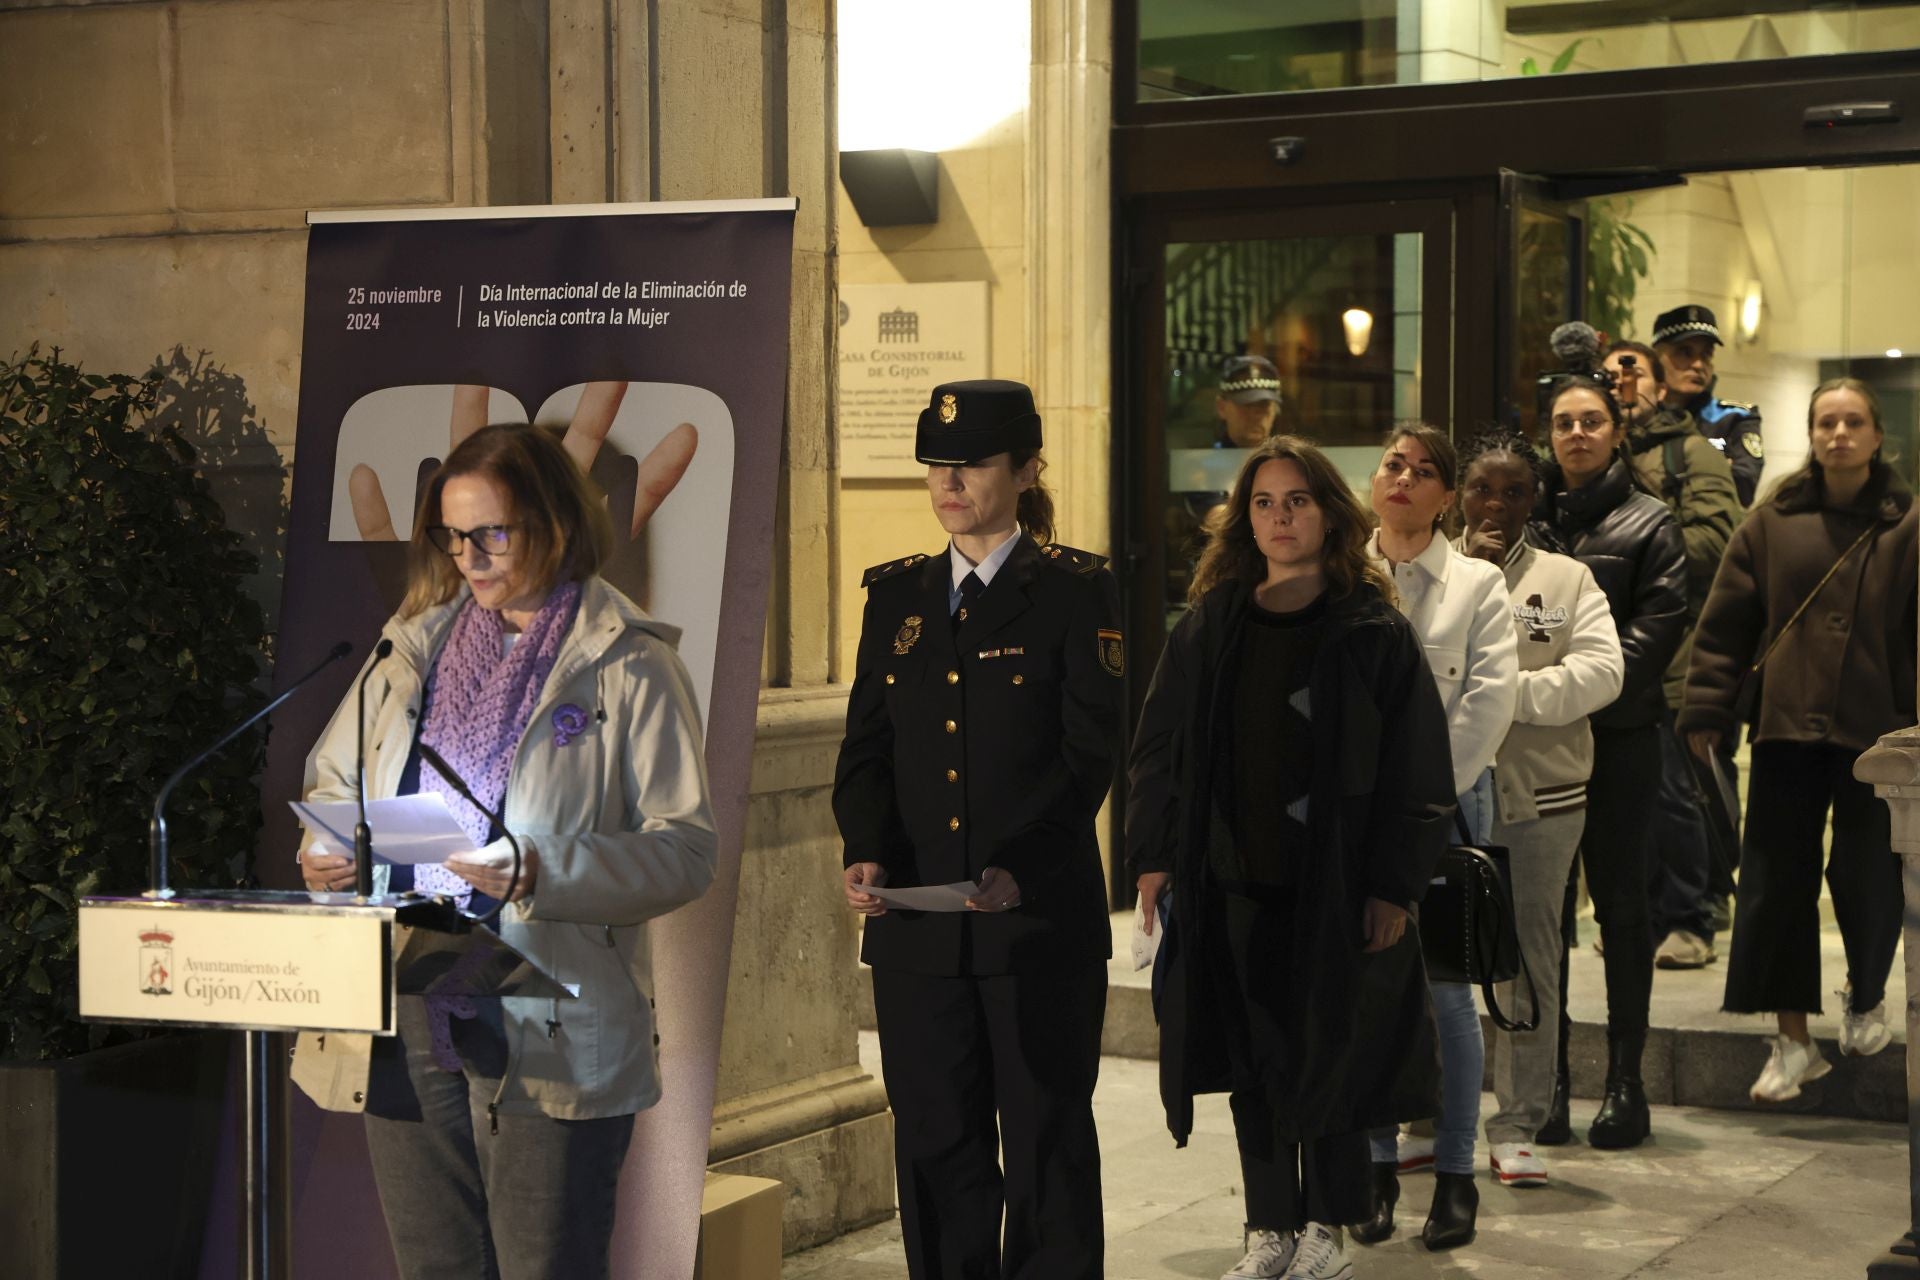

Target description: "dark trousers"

left=872, top=962, right=1107, bottom=1280
left=1724, top=740, right=1903, bottom=1014
left=1208, top=886, right=1370, bottom=1230
left=1647, top=708, right=1716, bottom=942
left=361, top=998, right=634, bottom=1280
left=1582, top=724, right=1658, bottom=1036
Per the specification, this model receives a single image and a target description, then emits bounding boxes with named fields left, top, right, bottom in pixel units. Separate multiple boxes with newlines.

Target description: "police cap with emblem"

left=915, top=379, right=1043, bottom=466
left=1653, top=304, right=1724, bottom=348
left=1218, top=355, right=1283, bottom=406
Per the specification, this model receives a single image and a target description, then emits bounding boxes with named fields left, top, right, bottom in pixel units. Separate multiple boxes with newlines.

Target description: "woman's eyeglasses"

left=1549, top=414, right=1611, bottom=436
left=425, top=524, right=515, bottom=555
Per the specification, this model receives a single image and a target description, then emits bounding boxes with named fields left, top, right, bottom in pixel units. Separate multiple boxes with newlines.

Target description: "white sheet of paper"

left=864, top=881, right=979, bottom=913
left=290, top=794, right=476, bottom=866
left=1131, top=898, right=1164, bottom=972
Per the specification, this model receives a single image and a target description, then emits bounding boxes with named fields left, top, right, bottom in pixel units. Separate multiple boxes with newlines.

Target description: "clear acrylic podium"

left=77, top=889, right=572, bottom=1280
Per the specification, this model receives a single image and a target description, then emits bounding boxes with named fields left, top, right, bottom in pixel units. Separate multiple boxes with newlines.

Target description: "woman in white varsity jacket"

left=1455, top=428, right=1623, bottom=1190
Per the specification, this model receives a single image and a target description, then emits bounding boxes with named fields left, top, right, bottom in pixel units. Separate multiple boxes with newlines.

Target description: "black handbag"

left=1419, top=813, right=1539, bottom=1032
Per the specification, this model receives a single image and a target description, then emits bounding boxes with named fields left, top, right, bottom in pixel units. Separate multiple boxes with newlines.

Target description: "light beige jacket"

left=290, top=577, right=718, bottom=1119
left=1471, top=540, right=1625, bottom=825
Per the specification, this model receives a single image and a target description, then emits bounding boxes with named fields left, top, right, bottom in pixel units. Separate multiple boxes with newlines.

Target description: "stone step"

left=1095, top=974, right=1908, bottom=1125
left=855, top=930, right=1907, bottom=1127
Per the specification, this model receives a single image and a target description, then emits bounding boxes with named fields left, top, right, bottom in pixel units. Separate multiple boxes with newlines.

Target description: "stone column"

left=544, top=0, right=893, bottom=1259
left=1027, top=0, right=1113, bottom=557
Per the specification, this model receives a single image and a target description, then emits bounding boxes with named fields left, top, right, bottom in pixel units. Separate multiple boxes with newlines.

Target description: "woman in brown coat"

left=1681, top=377, right=1917, bottom=1104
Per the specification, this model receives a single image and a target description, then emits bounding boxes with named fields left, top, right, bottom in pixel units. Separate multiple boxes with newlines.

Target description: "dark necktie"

left=953, top=571, right=984, bottom=634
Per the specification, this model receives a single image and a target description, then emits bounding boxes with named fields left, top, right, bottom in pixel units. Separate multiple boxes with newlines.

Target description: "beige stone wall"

left=834, top=0, right=1112, bottom=682
left=1, top=0, right=890, bottom=1257
left=835, top=111, right=1032, bottom=679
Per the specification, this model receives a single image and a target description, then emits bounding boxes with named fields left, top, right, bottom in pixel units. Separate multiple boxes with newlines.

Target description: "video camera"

left=1533, top=320, right=1619, bottom=426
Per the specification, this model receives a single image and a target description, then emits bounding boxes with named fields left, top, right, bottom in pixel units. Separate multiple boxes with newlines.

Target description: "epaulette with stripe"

left=861, top=552, right=933, bottom=588
left=1037, top=542, right=1109, bottom=575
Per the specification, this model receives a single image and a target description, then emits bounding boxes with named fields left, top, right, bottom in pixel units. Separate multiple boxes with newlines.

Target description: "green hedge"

left=0, top=347, right=269, bottom=1061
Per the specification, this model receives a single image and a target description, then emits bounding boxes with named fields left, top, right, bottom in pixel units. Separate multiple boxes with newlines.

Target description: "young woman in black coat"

left=1536, top=376, right=1689, bottom=1150
left=1128, top=435, right=1455, bottom=1280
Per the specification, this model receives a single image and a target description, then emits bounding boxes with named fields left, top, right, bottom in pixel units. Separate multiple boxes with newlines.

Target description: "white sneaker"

left=1222, top=1227, right=1296, bottom=1279
left=1489, top=1142, right=1550, bottom=1188
left=1839, top=990, right=1893, bottom=1057
left=1395, top=1131, right=1435, bottom=1173
left=1750, top=1034, right=1832, bottom=1102
left=1281, top=1224, right=1354, bottom=1280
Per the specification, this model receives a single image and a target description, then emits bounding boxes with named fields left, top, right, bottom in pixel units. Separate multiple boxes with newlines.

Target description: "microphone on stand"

left=148, top=640, right=354, bottom=898
left=414, top=739, right=523, bottom=927
left=354, top=639, right=396, bottom=900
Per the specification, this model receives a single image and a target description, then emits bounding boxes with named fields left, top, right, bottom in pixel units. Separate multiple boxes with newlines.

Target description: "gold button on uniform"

left=949, top=817, right=961, bottom=831
left=946, top=769, right=958, bottom=782
left=945, top=719, right=957, bottom=733
left=1012, top=674, right=1024, bottom=685
left=946, top=670, right=959, bottom=684
left=885, top=673, right=896, bottom=685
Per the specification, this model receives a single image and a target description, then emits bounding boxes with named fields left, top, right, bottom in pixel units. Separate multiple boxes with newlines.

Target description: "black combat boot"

left=1536, top=918, right=1576, bottom=1146
left=1587, top=1028, right=1651, bottom=1149
left=1421, top=1171, right=1478, bottom=1250
left=1349, top=1161, right=1399, bottom=1245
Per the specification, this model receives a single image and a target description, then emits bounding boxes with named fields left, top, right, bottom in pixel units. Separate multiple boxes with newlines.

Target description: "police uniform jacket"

left=1685, top=390, right=1764, bottom=506
left=833, top=534, right=1124, bottom=976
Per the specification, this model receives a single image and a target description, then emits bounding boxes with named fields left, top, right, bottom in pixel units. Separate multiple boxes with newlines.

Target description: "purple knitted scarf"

left=413, top=580, right=582, bottom=906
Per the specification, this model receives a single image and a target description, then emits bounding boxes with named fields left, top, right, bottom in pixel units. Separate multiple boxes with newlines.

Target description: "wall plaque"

left=838, top=281, right=989, bottom=478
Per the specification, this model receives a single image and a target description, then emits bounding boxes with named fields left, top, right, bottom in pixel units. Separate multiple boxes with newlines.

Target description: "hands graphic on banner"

left=345, top=381, right=700, bottom=544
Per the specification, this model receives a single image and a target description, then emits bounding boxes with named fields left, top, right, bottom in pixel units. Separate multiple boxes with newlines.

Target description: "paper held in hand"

left=290, top=793, right=476, bottom=866
left=863, top=881, right=980, bottom=913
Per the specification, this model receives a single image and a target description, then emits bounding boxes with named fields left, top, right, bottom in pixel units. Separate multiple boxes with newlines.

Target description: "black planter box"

left=0, top=1032, right=229, bottom=1280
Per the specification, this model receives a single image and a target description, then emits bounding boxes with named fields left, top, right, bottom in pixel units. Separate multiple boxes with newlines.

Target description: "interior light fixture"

left=1888, top=348, right=1905, bottom=359
left=1738, top=283, right=1763, bottom=343
left=1342, top=308, right=1374, bottom=357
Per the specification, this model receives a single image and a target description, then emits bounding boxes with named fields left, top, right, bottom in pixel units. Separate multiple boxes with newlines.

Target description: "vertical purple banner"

left=257, top=201, right=796, bottom=1279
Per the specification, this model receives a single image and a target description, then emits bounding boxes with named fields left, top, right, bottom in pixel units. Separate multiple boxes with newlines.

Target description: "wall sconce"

left=839, top=149, right=940, bottom=227
left=1738, top=282, right=1763, bottom=343
left=1342, top=308, right=1374, bottom=357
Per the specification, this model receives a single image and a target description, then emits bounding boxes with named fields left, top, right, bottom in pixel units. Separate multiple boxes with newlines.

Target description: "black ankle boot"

left=1422, top=1171, right=1478, bottom=1250
left=1587, top=1029, right=1651, bottom=1150
left=1349, top=1161, right=1399, bottom=1245
left=1536, top=1056, right=1572, bottom=1146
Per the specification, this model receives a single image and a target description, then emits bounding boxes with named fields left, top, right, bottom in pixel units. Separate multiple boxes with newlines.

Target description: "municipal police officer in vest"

left=1654, top=304, right=1765, bottom=505
left=835, top=379, right=1124, bottom=1280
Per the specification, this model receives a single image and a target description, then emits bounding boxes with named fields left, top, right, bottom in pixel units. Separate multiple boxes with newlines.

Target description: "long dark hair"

left=1189, top=434, right=1393, bottom=606
left=1008, top=448, right=1056, bottom=545
left=1767, top=376, right=1886, bottom=506
left=1547, top=375, right=1640, bottom=490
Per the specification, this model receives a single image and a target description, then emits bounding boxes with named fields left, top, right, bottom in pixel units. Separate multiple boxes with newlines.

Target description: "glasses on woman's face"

left=426, top=524, right=515, bottom=555
left=1549, top=413, right=1611, bottom=437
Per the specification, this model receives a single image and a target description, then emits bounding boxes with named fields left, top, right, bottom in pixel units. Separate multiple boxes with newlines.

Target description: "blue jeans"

left=1371, top=772, right=1491, bottom=1176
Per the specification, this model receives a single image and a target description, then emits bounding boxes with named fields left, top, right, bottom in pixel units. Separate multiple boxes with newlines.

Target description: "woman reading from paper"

left=295, top=422, right=716, bottom=1280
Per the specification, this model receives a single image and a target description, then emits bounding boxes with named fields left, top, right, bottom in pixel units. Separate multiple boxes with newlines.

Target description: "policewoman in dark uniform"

left=1654, top=304, right=1765, bottom=505
left=834, top=379, right=1124, bottom=1280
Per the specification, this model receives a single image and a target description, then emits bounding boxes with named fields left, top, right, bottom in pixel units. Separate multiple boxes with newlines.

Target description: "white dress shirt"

left=947, top=529, right=1023, bottom=614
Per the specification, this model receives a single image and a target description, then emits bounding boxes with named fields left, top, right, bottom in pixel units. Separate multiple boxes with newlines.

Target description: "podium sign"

left=80, top=895, right=391, bottom=1034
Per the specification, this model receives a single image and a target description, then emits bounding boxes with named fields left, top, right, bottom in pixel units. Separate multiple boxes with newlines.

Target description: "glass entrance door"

left=1112, top=193, right=1462, bottom=899
left=1120, top=196, right=1457, bottom=642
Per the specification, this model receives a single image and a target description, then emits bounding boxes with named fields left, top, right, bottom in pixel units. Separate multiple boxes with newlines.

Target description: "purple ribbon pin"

left=552, top=703, right=589, bottom=748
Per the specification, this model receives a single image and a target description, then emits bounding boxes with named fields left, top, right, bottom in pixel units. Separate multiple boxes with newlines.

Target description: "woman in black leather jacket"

left=1536, top=376, right=1688, bottom=1151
